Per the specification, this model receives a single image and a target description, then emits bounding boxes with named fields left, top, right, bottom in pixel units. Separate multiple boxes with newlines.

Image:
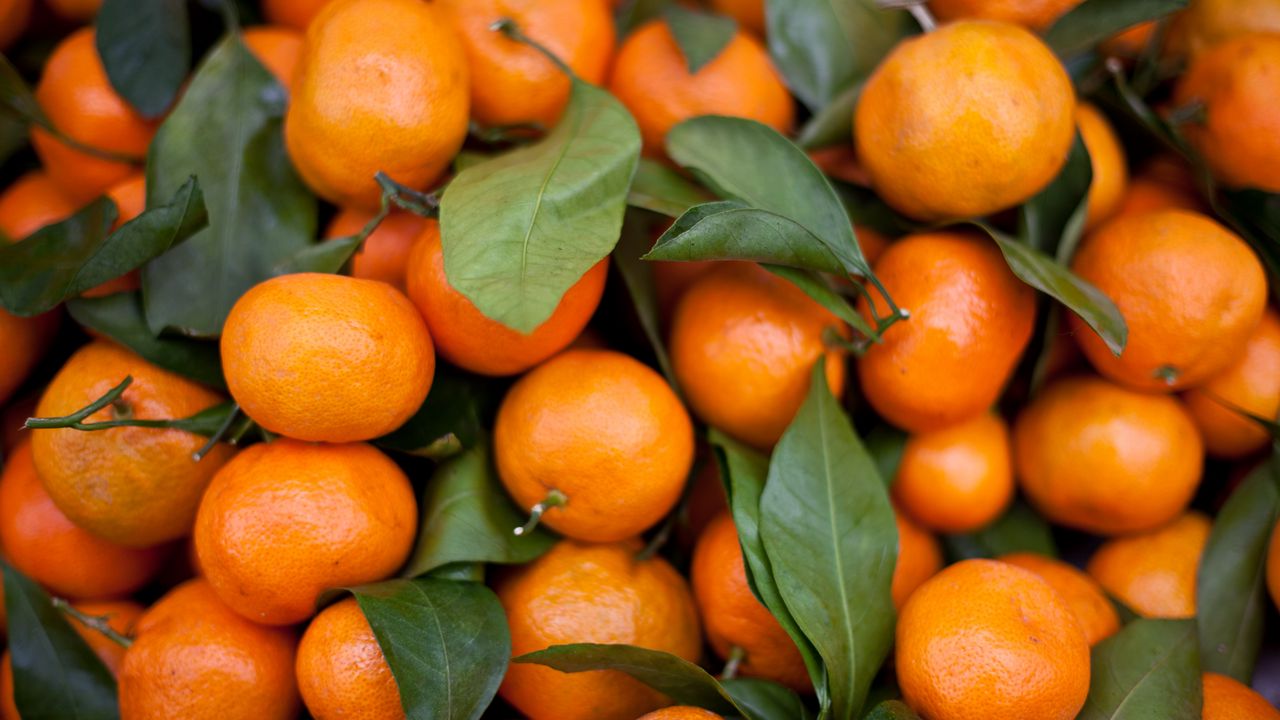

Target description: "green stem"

left=24, top=377, right=132, bottom=429
left=514, top=489, right=568, bottom=536
left=374, top=172, right=440, bottom=218
left=491, top=18, right=575, bottom=77
left=720, top=645, right=746, bottom=681
left=52, top=598, right=133, bottom=649
left=875, top=0, right=936, bottom=31
left=1165, top=99, right=1207, bottom=127
left=193, top=404, right=245, bottom=461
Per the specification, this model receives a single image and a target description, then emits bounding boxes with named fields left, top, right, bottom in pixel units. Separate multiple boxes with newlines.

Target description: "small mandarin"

left=262, top=0, right=333, bottom=30
left=0, top=171, right=77, bottom=241
left=1183, top=308, right=1280, bottom=458
left=296, top=598, right=404, bottom=720
left=637, top=709, right=724, bottom=720
left=893, top=412, right=1015, bottom=534
left=891, top=509, right=943, bottom=610
left=1172, top=0, right=1280, bottom=57
left=928, top=0, right=1082, bottom=29
left=998, top=553, right=1120, bottom=646
left=1077, top=103, right=1128, bottom=229
left=1087, top=512, right=1212, bottom=619
left=0, top=309, right=56, bottom=408
left=1202, top=672, right=1280, bottom=720
left=1113, top=157, right=1207, bottom=218
left=80, top=173, right=147, bottom=298
left=325, top=208, right=428, bottom=292
left=709, top=0, right=764, bottom=33
left=242, top=26, right=304, bottom=92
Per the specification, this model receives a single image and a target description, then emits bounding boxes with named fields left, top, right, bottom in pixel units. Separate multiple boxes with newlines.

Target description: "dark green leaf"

left=1078, top=619, right=1201, bottom=720
left=65, top=292, right=226, bottom=390
left=1045, top=0, right=1188, bottom=58
left=1019, top=133, right=1092, bottom=259
left=514, top=644, right=748, bottom=718
left=663, top=116, right=871, bottom=276
left=645, top=202, right=842, bottom=273
left=722, top=678, right=813, bottom=720
left=144, top=35, right=316, bottom=337
left=765, top=0, right=905, bottom=112
left=617, top=0, right=672, bottom=35
left=1197, top=460, right=1280, bottom=681
left=627, top=157, right=710, bottom=218
left=663, top=4, right=737, bottom=73
left=440, top=79, right=641, bottom=333
left=797, top=83, right=860, bottom=151
left=760, top=363, right=897, bottom=719
left=763, top=264, right=875, bottom=338
left=376, top=366, right=499, bottom=459
left=613, top=215, right=679, bottom=388
left=943, top=502, right=1057, bottom=560
left=979, top=224, right=1128, bottom=356
left=864, top=426, right=906, bottom=487
left=3, top=565, right=118, bottom=720
left=427, top=562, right=485, bottom=582
left=863, top=700, right=921, bottom=720
left=353, top=578, right=509, bottom=720
left=401, top=441, right=554, bottom=577
left=273, top=236, right=361, bottom=275
left=96, top=0, right=190, bottom=117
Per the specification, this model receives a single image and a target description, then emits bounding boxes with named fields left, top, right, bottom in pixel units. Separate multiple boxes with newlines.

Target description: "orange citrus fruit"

left=494, top=349, right=693, bottom=542
left=998, top=553, right=1120, bottom=646
left=893, top=412, right=1015, bottom=533
left=194, top=439, right=417, bottom=626
left=1171, top=0, right=1280, bottom=57
left=891, top=508, right=943, bottom=610
left=1203, top=672, right=1280, bottom=720
left=1113, top=156, right=1207, bottom=218
left=243, top=25, right=304, bottom=92
left=1077, top=102, right=1128, bottom=229
left=1087, top=512, right=1211, bottom=619
left=1183, top=307, right=1280, bottom=458
left=639, top=709, right=724, bottom=720
left=43, top=0, right=100, bottom=21
left=497, top=540, right=702, bottom=720
left=296, top=597, right=404, bottom=720
left=324, top=208, right=427, bottom=292
left=928, top=0, right=1082, bottom=29
left=262, top=0, right=333, bottom=30
left=0, top=170, right=77, bottom=241
left=0, top=309, right=56, bottom=408
left=0, top=0, right=30, bottom=50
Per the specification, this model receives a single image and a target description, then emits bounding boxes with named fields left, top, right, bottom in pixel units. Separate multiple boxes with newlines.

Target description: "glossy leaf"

left=273, top=235, right=362, bottom=275
left=863, top=700, right=922, bottom=720
left=613, top=216, right=679, bottom=388
left=3, top=565, right=118, bottom=720
left=401, top=442, right=554, bottom=577
left=65, top=292, right=226, bottom=390
left=144, top=35, right=316, bottom=337
left=96, top=0, right=190, bottom=117
left=722, top=678, right=812, bottom=720
left=980, top=225, right=1128, bottom=356
left=664, top=4, right=737, bottom=73
left=515, top=644, right=748, bottom=718
left=797, top=83, right=860, bottom=151
left=645, top=201, right=842, bottom=272
left=1078, top=619, right=1201, bottom=720
left=1045, top=0, right=1189, bottom=58
left=353, top=578, right=509, bottom=720
left=662, top=116, right=871, bottom=276
left=765, top=0, right=905, bottom=112
left=1197, top=460, right=1280, bottom=681
left=376, top=366, right=500, bottom=459
left=440, top=79, right=641, bottom=333
left=760, top=363, right=897, bottom=719
left=943, top=502, right=1058, bottom=560
left=1019, top=133, right=1092, bottom=259
left=627, top=158, right=710, bottom=218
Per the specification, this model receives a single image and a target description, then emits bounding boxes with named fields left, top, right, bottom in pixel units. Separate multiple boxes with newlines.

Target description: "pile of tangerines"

left=0, top=0, right=1279, bottom=718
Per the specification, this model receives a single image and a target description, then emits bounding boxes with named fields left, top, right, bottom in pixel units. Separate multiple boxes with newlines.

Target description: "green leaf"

left=401, top=441, right=554, bottom=578
left=765, top=0, right=906, bottom=112
left=864, top=426, right=906, bottom=487
left=797, top=83, right=860, bottom=151
left=979, top=224, right=1128, bottom=356
left=663, top=116, right=872, bottom=276
left=514, top=644, right=749, bottom=718
left=439, top=79, right=641, bottom=333
left=65, top=292, right=226, bottom=390
left=863, top=700, right=921, bottom=720
left=760, top=363, right=897, bottom=719
left=375, top=366, right=500, bottom=459
left=613, top=215, right=679, bottom=388
left=617, top=0, right=672, bottom=35
left=723, top=678, right=813, bottom=720
left=645, top=202, right=842, bottom=272
left=427, top=562, right=485, bottom=582
left=144, top=35, right=316, bottom=337
left=663, top=4, right=737, bottom=73
left=627, top=157, right=710, bottom=218
left=1045, top=0, right=1188, bottom=58
left=273, top=235, right=362, bottom=275
left=763, top=264, right=876, bottom=339
left=1078, top=619, right=1201, bottom=720
left=1197, top=460, right=1280, bottom=681
left=1019, top=133, right=1092, bottom=258
left=352, top=578, right=509, bottom=720
left=943, top=502, right=1058, bottom=560
left=3, top=564, right=118, bottom=720
left=96, top=0, right=190, bottom=117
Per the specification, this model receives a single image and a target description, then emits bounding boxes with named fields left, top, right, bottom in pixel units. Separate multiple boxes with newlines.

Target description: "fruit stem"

left=514, top=489, right=568, bottom=536
left=491, top=18, right=575, bottom=77
left=24, top=377, right=133, bottom=429
left=720, top=646, right=746, bottom=681
left=876, top=0, right=936, bottom=31
left=1165, top=100, right=1207, bottom=127
left=1153, top=364, right=1180, bottom=386
left=52, top=598, right=133, bottom=649
left=193, top=404, right=247, bottom=461
left=374, top=172, right=440, bottom=218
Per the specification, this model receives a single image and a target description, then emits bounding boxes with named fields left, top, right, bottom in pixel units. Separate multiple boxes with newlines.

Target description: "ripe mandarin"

left=296, top=598, right=404, bottom=720
left=893, top=412, right=1015, bottom=533
left=1087, top=513, right=1212, bottom=619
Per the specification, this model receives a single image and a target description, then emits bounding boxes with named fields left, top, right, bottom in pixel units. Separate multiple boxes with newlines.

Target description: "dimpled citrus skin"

left=1204, top=672, right=1280, bottom=720
left=119, top=579, right=300, bottom=720
left=896, top=559, right=1090, bottom=720
left=31, top=341, right=233, bottom=547
left=857, top=232, right=1036, bottom=433
left=1088, top=513, right=1211, bottom=619
left=692, top=512, right=809, bottom=691
left=285, top=0, right=468, bottom=210
left=296, top=598, right=404, bottom=720
left=220, top=273, right=435, bottom=443
left=0, top=440, right=167, bottom=600
left=1070, top=211, right=1267, bottom=391
left=670, top=263, right=848, bottom=449
left=497, top=541, right=703, bottom=720
left=892, top=509, right=943, bottom=609
left=439, top=0, right=615, bottom=128
left=495, top=349, right=693, bottom=542
left=325, top=209, right=427, bottom=292
left=0, top=170, right=76, bottom=241
left=1183, top=308, right=1280, bottom=458
left=31, top=29, right=155, bottom=204
left=608, top=20, right=793, bottom=153
left=638, top=709, right=724, bottom=720
left=928, top=0, right=1082, bottom=29
left=998, top=553, right=1119, bottom=646
left=243, top=26, right=304, bottom=92
left=1077, top=103, right=1128, bottom=229
left=406, top=222, right=608, bottom=376
left=1014, top=376, right=1202, bottom=535
left=194, top=440, right=417, bottom=626
left=0, top=0, right=31, bottom=50
left=1175, top=34, right=1280, bottom=193
left=894, top=412, right=1014, bottom=533
left=854, top=21, right=1075, bottom=221
left=262, top=0, right=333, bottom=29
